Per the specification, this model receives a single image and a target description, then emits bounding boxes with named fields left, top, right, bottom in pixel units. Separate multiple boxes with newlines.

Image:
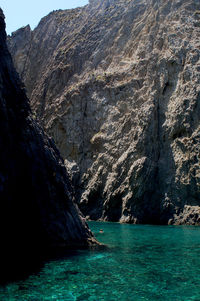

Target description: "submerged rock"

left=0, top=9, right=97, bottom=281
left=8, top=0, right=200, bottom=225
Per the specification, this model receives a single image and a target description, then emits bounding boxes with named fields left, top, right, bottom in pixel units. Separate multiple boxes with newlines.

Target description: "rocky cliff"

left=0, top=8, right=97, bottom=280
left=8, top=0, right=200, bottom=225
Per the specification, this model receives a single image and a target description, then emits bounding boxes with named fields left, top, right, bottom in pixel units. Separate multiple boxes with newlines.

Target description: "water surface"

left=1, top=222, right=200, bottom=300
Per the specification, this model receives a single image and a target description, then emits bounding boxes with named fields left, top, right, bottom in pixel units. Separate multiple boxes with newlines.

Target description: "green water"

left=1, top=222, right=200, bottom=300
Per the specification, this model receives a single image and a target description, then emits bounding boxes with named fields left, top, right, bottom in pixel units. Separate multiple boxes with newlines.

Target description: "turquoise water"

left=1, top=222, right=200, bottom=300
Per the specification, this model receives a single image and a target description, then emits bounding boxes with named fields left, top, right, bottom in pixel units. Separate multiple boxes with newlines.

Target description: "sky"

left=0, top=0, right=89, bottom=35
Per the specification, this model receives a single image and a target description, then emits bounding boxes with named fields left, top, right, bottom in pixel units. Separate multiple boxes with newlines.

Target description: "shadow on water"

left=0, top=244, right=108, bottom=286
left=0, top=238, right=108, bottom=286
left=0, top=248, right=79, bottom=285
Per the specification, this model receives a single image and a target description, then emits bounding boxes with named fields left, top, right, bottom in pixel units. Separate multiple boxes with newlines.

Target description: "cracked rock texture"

left=8, top=0, right=200, bottom=224
left=0, top=8, right=96, bottom=280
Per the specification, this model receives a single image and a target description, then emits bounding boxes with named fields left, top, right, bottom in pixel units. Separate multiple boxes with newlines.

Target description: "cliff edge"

left=8, top=0, right=200, bottom=225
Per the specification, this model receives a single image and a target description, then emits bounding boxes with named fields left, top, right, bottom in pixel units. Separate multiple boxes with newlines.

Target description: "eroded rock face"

left=8, top=0, right=200, bottom=224
left=0, top=8, right=97, bottom=280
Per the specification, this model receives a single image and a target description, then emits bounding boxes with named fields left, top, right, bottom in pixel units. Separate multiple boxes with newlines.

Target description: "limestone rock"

left=8, top=0, right=200, bottom=224
left=0, top=8, right=97, bottom=281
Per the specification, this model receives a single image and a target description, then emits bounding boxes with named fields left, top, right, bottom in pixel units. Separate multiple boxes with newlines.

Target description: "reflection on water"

left=1, top=222, right=200, bottom=300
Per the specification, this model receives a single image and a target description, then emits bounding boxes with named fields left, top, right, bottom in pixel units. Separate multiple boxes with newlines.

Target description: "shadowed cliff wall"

left=0, top=8, right=96, bottom=281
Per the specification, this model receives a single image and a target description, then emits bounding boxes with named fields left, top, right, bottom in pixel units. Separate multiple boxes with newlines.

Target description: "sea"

left=1, top=221, right=200, bottom=300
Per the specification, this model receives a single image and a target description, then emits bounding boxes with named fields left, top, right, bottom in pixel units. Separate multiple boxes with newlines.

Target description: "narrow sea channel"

left=1, top=221, right=200, bottom=300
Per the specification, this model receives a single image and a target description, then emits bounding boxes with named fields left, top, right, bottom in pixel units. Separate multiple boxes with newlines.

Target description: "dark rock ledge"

left=0, top=9, right=99, bottom=282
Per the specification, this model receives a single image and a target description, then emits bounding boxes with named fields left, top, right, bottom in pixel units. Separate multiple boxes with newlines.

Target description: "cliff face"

left=8, top=0, right=200, bottom=225
left=0, top=8, right=96, bottom=280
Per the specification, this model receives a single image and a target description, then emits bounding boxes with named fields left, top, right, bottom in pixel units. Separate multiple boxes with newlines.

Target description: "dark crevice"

left=162, top=81, right=169, bottom=95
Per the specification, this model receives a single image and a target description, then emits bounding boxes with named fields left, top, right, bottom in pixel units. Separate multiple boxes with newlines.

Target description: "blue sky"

left=1, top=0, right=89, bottom=35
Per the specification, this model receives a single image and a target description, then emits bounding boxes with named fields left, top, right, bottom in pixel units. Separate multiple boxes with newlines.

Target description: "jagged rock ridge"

left=0, top=8, right=97, bottom=280
left=8, top=0, right=200, bottom=224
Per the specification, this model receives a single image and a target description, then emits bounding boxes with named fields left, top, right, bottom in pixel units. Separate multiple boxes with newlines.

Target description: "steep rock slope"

left=8, top=0, right=200, bottom=224
left=0, top=9, right=96, bottom=279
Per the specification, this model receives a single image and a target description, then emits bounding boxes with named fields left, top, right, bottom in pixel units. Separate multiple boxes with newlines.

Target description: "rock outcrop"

left=8, top=0, right=200, bottom=225
left=0, top=8, right=97, bottom=280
